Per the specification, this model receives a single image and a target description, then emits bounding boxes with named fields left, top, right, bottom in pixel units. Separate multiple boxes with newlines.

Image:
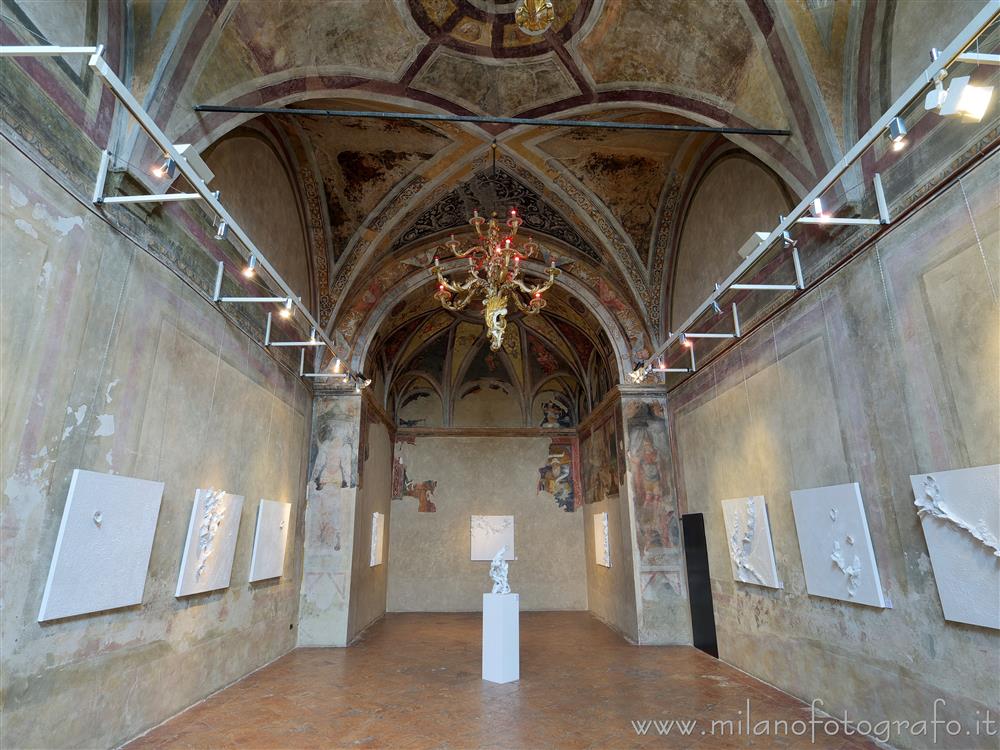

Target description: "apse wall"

left=387, top=435, right=588, bottom=612
left=668, top=152, right=998, bottom=749
left=2, top=147, right=312, bottom=749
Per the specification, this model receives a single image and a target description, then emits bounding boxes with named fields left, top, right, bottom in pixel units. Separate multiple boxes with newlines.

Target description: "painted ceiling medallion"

left=406, top=0, right=590, bottom=58
left=515, top=0, right=556, bottom=36
left=432, top=208, right=559, bottom=350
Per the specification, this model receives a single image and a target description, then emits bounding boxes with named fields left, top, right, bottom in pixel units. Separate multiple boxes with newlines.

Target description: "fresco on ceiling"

left=580, top=409, right=623, bottom=504
left=537, top=438, right=580, bottom=513
left=522, top=316, right=575, bottom=365
left=403, top=330, right=451, bottom=385
left=396, top=377, right=442, bottom=428
left=388, top=169, right=601, bottom=264
left=297, top=114, right=450, bottom=253
left=625, top=399, right=680, bottom=559
left=371, top=286, right=614, bottom=428
left=406, top=0, right=592, bottom=59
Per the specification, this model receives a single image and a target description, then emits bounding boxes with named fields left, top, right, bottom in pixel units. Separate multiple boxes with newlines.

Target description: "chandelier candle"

left=431, top=208, right=560, bottom=350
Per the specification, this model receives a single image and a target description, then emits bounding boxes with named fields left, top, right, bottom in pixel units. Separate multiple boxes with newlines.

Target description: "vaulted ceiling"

left=114, top=0, right=877, bottom=368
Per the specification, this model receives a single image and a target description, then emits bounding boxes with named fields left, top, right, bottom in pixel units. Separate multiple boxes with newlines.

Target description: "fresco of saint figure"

left=537, top=447, right=576, bottom=511
left=540, top=399, right=573, bottom=428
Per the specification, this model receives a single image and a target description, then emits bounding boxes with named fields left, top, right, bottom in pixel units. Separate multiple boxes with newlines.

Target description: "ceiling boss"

left=432, top=208, right=560, bottom=351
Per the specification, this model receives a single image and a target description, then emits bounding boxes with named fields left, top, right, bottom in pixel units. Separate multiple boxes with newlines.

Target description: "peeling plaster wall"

left=386, top=436, right=587, bottom=612
left=622, top=391, right=693, bottom=645
left=1, top=146, right=312, bottom=749
left=298, top=393, right=361, bottom=647
left=346, top=406, right=393, bottom=641
left=669, top=153, right=1000, bottom=748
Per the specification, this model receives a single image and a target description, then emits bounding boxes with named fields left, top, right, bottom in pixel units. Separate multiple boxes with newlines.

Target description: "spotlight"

left=214, top=220, right=229, bottom=240
left=309, top=328, right=317, bottom=345
left=333, top=358, right=342, bottom=374
left=242, top=255, right=257, bottom=278
left=681, top=334, right=692, bottom=348
left=354, top=380, right=361, bottom=394
left=812, top=198, right=825, bottom=217
left=279, top=297, right=293, bottom=319
left=925, top=74, right=994, bottom=122
left=151, top=157, right=175, bottom=179
left=888, top=116, right=908, bottom=151
left=940, top=76, right=993, bottom=121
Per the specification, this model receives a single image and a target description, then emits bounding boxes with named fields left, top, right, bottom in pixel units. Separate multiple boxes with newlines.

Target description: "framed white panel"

left=471, top=515, right=515, bottom=561
left=790, top=482, right=887, bottom=608
left=248, top=499, right=292, bottom=582
left=175, top=488, right=244, bottom=597
left=39, top=470, right=164, bottom=621
left=593, top=512, right=611, bottom=567
left=721, top=496, right=782, bottom=588
left=370, top=511, right=385, bottom=567
left=910, top=465, right=999, bottom=630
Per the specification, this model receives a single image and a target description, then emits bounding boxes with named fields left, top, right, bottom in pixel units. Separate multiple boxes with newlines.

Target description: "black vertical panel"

left=682, top=513, right=718, bottom=658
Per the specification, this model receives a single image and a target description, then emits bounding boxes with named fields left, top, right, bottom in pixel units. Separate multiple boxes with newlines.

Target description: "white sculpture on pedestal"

left=489, top=545, right=510, bottom=594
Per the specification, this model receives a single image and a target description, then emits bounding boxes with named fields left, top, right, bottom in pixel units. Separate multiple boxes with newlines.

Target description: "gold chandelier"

left=432, top=208, right=560, bottom=351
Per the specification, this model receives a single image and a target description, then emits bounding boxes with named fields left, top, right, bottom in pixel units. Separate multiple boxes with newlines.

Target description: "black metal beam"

left=192, top=104, right=791, bottom=136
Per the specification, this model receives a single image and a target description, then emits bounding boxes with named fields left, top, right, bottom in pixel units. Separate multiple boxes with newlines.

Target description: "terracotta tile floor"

left=127, top=612, right=875, bottom=749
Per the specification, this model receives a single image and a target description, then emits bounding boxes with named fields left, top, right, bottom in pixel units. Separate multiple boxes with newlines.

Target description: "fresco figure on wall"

left=405, top=480, right=438, bottom=512
left=392, top=449, right=438, bottom=512
left=537, top=446, right=577, bottom=511
left=581, top=415, right=621, bottom=504
left=626, top=402, right=680, bottom=557
left=540, top=399, right=572, bottom=428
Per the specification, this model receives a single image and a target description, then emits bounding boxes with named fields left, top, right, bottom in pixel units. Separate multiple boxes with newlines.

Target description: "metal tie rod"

left=192, top=104, right=792, bottom=137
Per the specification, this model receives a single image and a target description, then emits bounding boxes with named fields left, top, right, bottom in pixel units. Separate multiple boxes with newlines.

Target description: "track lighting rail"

left=1, top=43, right=361, bottom=389
left=635, top=2, right=999, bottom=382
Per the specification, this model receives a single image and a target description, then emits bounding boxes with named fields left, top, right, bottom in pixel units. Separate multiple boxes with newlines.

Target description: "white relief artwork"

left=594, top=512, right=612, bottom=568
left=471, top=515, right=515, bottom=561
left=38, top=470, right=164, bottom=621
left=249, top=499, right=292, bottom=582
left=196, top=489, right=226, bottom=580
left=176, top=488, right=244, bottom=597
left=489, top=545, right=511, bottom=594
left=830, top=540, right=861, bottom=597
left=721, top=496, right=781, bottom=589
left=909, top=465, right=1000, bottom=630
left=790, top=483, right=887, bottom=608
left=369, top=511, right=386, bottom=567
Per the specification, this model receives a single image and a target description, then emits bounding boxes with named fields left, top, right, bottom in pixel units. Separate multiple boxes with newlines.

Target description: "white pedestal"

left=482, top=593, right=519, bottom=683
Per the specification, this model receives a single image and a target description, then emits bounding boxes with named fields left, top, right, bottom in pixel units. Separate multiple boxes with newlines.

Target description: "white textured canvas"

left=790, top=483, right=887, bottom=608
left=909, top=465, right=1000, bottom=630
left=370, top=511, right=385, bottom=567
left=721, top=496, right=781, bottom=588
left=175, top=489, right=244, bottom=597
left=471, top=515, right=515, bottom=561
left=248, top=499, right=292, bottom=582
left=39, top=470, right=164, bottom=621
left=594, top=512, right=611, bottom=567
